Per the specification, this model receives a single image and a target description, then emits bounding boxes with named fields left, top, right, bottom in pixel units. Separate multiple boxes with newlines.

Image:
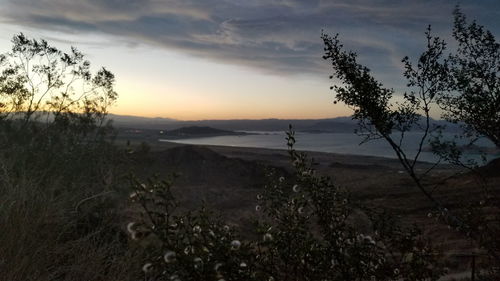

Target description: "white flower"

left=126, top=222, right=136, bottom=234
left=129, top=191, right=138, bottom=199
left=193, top=257, right=203, bottom=269
left=263, top=233, right=273, bottom=242
left=142, top=262, right=153, bottom=273
left=256, top=194, right=263, bottom=200
left=164, top=251, right=176, bottom=263
left=393, top=268, right=400, bottom=275
left=298, top=207, right=304, bottom=214
left=279, top=176, right=285, bottom=182
left=292, top=184, right=300, bottom=192
left=364, top=235, right=376, bottom=245
left=230, top=240, right=241, bottom=250
left=255, top=205, right=261, bottom=212
left=214, top=262, right=223, bottom=272
left=223, top=225, right=230, bottom=232
left=240, top=262, right=247, bottom=268
left=193, top=225, right=201, bottom=233
left=184, top=246, right=192, bottom=255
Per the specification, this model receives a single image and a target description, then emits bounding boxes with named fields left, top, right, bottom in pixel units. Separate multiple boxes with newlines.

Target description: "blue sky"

left=0, top=0, right=498, bottom=120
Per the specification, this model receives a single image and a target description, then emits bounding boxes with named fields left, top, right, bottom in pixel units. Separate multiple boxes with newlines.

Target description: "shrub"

left=129, top=128, right=444, bottom=281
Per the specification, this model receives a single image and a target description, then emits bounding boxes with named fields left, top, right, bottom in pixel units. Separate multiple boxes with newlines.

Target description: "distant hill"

left=108, top=114, right=351, bottom=131
left=161, top=126, right=250, bottom=139
left=107, top=114, right=178, bottom=128
left=108, top=114, right=462, bottom=133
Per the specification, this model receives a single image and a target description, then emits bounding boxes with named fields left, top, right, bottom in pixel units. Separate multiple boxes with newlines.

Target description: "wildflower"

left=193, top=225, right=202, bottom=233
left=240, top=262, right=247, bottom=268
left=214, top=262, right=223, bottom=272
left=279, top=176, right=285, bottom=182
left=298, top=207, right=304, bottom=214
left=164, top=251, right=176, bottom=263
left=142, top=262, right=153, bottom=273
left=427, top=212, right=432, bottom=218
left=292, top=184, right=300, bottom=192
left=230, top=240, right=241, bottom=250
left=140, top=183, right=146, bottom=188
left=393, top=268, right=400, bottom=275
left=256, top=194, right=263, bottom=200
left=126, top=222, right=136, bottom=234
left=129, top=191, right=139, bottom=200
left=263, top=233, right=273, bottom=242
left=184, top=246, right=193, bottom=255
left=193, top=257, right=203, bottom=269
left=255, top=205, right=261, bottom=212
left=223, top=225, right=230, bottom=232
left=364, top=235, right=376, bottom=245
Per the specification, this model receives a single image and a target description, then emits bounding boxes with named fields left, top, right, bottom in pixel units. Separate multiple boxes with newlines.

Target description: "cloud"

left=1, top=0, right=499, bottom=87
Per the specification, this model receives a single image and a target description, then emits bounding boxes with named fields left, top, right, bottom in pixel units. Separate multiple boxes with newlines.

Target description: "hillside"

left=161, top=126, right=250, bottom=139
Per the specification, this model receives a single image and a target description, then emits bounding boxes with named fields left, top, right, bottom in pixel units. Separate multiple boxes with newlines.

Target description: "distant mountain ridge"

left=108, top=114, right=461, bottom=133
left=161, top=126, right=249, bottom=139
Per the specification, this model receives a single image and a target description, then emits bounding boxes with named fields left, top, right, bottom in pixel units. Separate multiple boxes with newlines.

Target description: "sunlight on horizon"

left=0, top=23, right=352, bottom=120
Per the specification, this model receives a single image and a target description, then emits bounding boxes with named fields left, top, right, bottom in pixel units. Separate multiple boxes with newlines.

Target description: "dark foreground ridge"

left=160, top=126, right=250, bottom=139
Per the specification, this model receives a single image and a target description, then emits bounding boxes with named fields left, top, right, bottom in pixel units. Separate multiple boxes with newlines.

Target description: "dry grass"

left=0, top=146, right=141, bottom=281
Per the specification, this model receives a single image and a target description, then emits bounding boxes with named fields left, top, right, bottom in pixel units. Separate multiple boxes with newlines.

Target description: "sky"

left=0, top=0, right=498, bottom=120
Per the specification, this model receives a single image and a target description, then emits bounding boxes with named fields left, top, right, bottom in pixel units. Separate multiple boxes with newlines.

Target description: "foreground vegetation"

left=1, top=6, right=499, bottom=281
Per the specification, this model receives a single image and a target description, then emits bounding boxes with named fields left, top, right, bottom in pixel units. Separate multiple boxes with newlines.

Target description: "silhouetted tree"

left=439, top=7, right=500, bottom=148
left=322, top=6, right=500, bottom=271
left=0, top=33, right=117, bottom=144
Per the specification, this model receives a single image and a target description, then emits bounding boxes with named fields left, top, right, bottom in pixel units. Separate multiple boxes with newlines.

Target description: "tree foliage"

left=0, top=33, right=117, bottom=144
left=439, top=8, right=500, bottom=148
left=322, top=6, right=500, bottom=272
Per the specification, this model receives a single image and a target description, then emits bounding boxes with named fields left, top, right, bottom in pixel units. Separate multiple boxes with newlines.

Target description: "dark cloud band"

left=2, top=0, right=498, bottom=86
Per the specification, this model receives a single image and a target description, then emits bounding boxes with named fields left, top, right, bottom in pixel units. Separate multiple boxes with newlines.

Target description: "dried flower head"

left=142, top=262, right=153, bottom=273
left=164, top=251, right=176, bottom=263
left=230, top=240, right=241, bottom=250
